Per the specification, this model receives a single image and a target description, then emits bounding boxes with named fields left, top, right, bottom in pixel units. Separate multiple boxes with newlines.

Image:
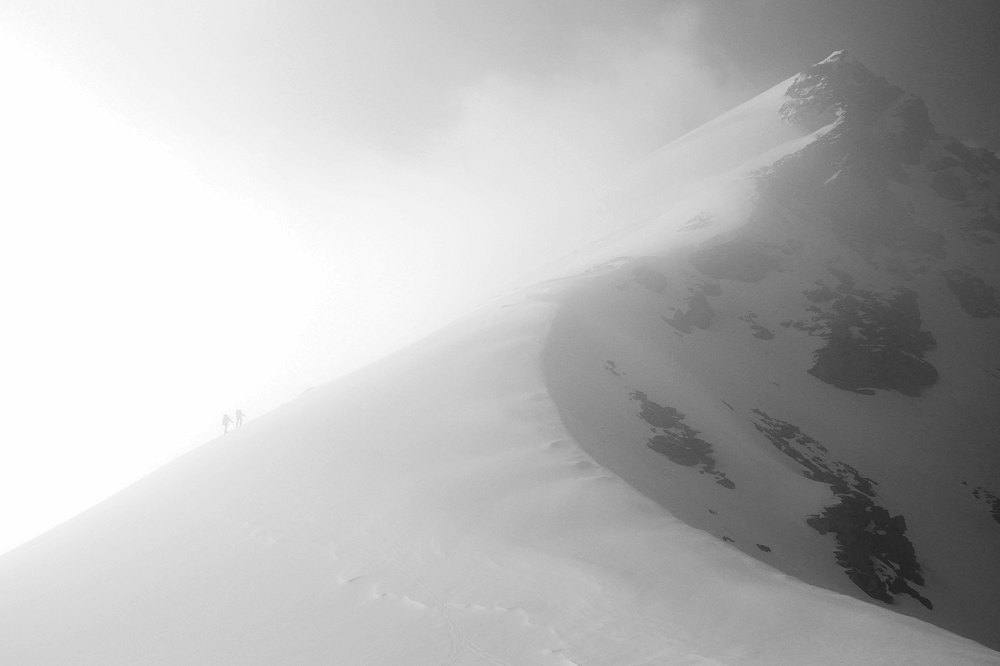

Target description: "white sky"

left=0, top=38, right=318, bottom=552
left=0, top=0, right=997, bottom=555
left=0, top=5, right=737, bottom=555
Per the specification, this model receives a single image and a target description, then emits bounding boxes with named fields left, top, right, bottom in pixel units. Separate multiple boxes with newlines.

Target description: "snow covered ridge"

left=779, top=48, right=907, bottom=130
left=1, top=53, right=1000, bottom=664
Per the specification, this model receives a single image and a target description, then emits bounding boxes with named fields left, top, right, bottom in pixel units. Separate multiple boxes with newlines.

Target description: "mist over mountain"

left=546, top=49, right=1000, bottom=648
left=1, top=51, right=998, bottom=664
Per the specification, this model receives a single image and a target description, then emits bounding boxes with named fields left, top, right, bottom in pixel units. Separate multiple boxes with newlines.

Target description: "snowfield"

left=2, top=51, right=999, bottom=663
left=0, top=299, right=995, bottom=664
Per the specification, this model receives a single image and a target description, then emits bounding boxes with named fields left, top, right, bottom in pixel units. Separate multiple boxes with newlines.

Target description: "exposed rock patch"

left=785, top=269, right=938, bottom=396
left=970, top=485, right=1000, bottom=525
left=752, top=410, right=931, bottom=609
left=943, top=270, right=1000, bottom=318
left=779, top=50, right=904, bottom=131
left=632, top=391, right=735, bottom=489
left=766, top=51, right=950, bottom=268
left=879, top=95, right=938, bottom=166
left=808, top=495, right=932, bottom=609
left=739, top=312, right=775, bottom=340
left=751, top=410, right=875, bottom=496
left=664, top=283, right=720, bottom=334
left=820, top=174, right=947, bottom=260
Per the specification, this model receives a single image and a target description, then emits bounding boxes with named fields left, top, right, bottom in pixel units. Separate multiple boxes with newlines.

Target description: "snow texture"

left=2, top=51, right=999, bottom=664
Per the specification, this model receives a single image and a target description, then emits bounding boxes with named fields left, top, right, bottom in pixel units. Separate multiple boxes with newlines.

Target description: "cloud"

left=3, top=0, right=751, bottom=364
left=386, top=3, right=745, bottom=283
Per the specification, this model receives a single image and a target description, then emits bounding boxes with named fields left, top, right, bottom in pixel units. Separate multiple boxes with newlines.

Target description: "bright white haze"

left=10, top=0, right=995, bottom=556
left=0, top=2, right=755, bottom=555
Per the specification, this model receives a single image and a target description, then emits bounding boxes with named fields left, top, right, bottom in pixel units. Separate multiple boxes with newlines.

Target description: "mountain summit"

left=2, top=53, right=999, bottom=664
left=549, top=48, right=1000, bottom=646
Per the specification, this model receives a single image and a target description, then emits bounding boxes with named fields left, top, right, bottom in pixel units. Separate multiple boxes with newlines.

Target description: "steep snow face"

left=543, top=51, right=1000, bottom=649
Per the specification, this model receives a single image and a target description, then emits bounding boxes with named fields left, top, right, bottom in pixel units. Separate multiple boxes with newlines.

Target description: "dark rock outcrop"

left=943, top=270, right=1000, bottom=318
left=786, top=269, right=938, bottom=396
left=632, top=391, right=735, bottom=489
left=752, top=409, right=930, bottom=609
left=664, top=283, right=720, bottom=334
left=808, top=494, right=932, bottom=610
left=971, top=485, right=1000, bottom=525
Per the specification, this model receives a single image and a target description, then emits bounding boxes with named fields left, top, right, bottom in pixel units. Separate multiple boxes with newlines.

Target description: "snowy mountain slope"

left=0, top=298, right=995, bottom=664
left=1, top=51, right=999, bottom=663
left=543, top=50, right=1000, bottom=649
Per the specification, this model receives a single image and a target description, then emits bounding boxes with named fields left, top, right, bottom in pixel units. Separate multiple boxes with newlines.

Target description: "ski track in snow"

left=332, top=537, right=579, bottom=666
left=232, top=516, right=573, bottom=664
